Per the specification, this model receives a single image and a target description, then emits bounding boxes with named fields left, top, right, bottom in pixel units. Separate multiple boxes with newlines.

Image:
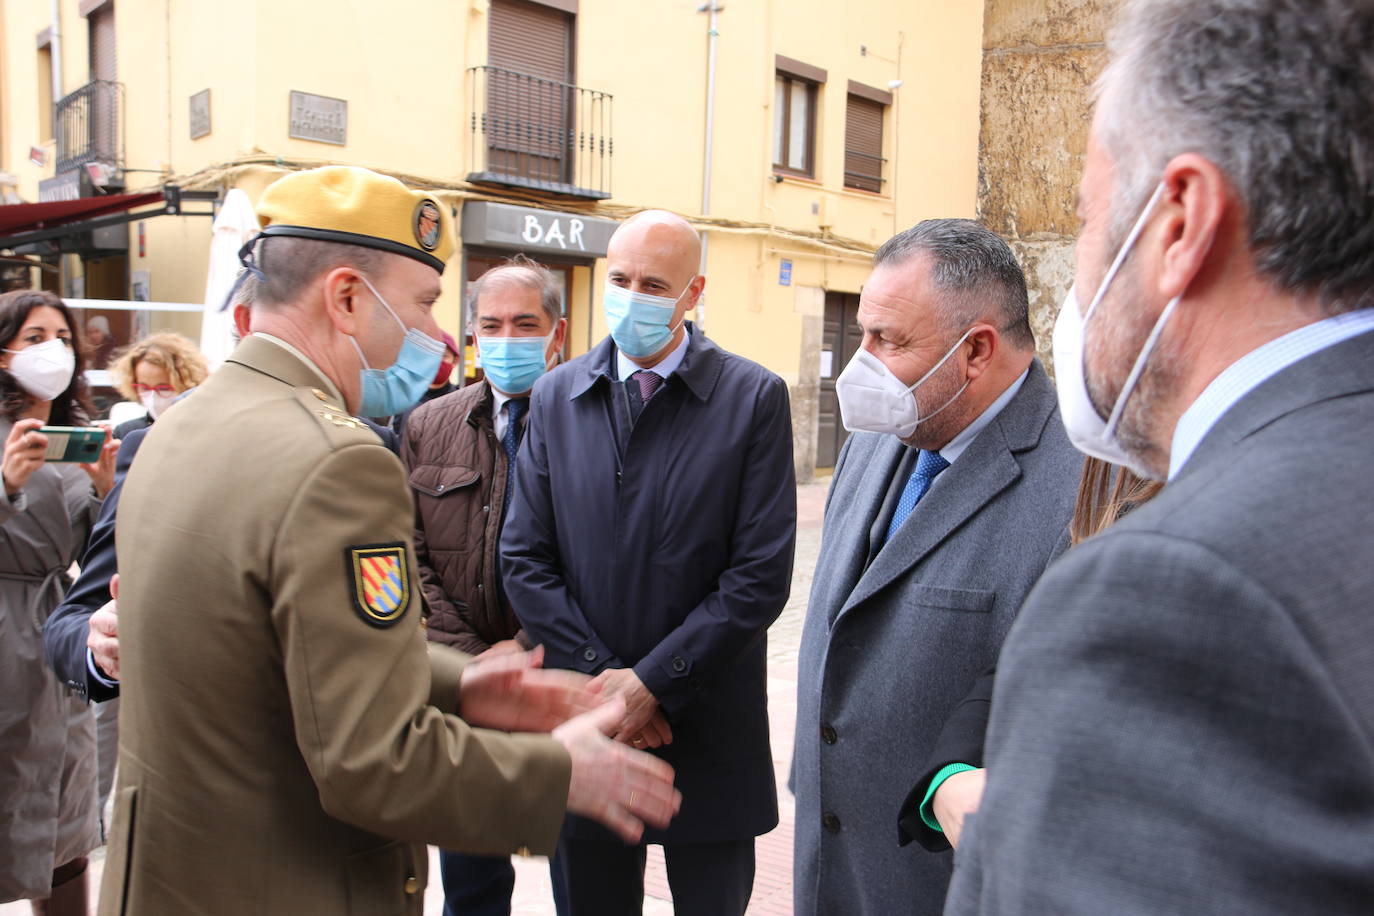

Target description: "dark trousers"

left=439, top=850, right=515, bottom=916
left=550, top=835, right=755, bottom=916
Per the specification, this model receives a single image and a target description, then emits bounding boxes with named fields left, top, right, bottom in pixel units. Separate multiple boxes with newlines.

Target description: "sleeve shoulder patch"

left=346, top=542, right=410, bottom=627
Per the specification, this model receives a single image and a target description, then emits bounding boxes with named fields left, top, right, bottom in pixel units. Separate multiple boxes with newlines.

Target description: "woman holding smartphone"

left=0, top=289, right=117, bottom=915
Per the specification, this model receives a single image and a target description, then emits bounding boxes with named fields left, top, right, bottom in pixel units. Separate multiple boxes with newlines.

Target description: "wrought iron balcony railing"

left=466, top=66, right=612, bottom=200
left=56, top=80, right=124, bottom=175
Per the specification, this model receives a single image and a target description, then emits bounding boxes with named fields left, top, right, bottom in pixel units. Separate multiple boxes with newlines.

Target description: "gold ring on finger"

left=629, top=791, right=637, bottom=810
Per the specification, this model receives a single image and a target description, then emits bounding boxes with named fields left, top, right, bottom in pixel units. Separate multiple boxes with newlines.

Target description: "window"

left=844, top=82, right=891, bottom=193
left=486, top=0, right=575, bottom=185
left=773, top=56, right=826, bottom=179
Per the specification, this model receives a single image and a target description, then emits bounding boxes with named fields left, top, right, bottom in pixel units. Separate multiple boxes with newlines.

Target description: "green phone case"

left=38, top=426, right=105, bottom=463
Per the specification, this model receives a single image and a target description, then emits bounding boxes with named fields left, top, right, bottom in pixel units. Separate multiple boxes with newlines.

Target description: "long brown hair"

left=0, top=289, right=94, bottom=425
left=1070, top=456, right=1164, bottom=544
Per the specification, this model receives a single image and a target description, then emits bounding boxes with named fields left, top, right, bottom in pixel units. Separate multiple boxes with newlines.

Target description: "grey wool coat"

left=793, top=361, right=1082, bottom=916
left=0, top=416, right=101, bottom=902
left=944, top=328, right=1374, bottom=915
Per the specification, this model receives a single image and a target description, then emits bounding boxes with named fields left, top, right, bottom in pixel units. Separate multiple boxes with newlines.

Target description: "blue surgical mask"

left=478, top=331, right=556, bottom=395
left=604, top=282, right=689, bottom=358
left=350, top=275, right=446, bottom=417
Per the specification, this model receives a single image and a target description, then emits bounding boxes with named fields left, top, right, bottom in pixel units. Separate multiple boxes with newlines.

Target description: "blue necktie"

left=884, top=450, right=950, bottom=543
left=502, top=397, right=528, bottom=512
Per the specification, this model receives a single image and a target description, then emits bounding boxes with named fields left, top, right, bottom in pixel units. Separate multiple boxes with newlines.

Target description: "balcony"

left=466, top=66, right=612, bottom=200
left=55, top=80, right=124, bottom=175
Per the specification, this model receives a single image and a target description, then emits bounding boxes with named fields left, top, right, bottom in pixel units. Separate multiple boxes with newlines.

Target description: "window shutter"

left=489, top=0, right=571, bottom=80
left=844, top=95, right=884, bottom=192
left=90, top=6, right=116, bottom=81
left=486, top=0, right=575, bottom=183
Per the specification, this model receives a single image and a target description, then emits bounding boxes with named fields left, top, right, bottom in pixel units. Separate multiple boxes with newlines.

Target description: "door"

left=486, top=0, right=574, bottom=185
left=463, top=253, right=572, bottom=385
left=815, top=291, right=862, bottom=469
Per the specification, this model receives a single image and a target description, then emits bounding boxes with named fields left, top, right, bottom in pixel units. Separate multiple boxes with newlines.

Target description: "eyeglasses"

left=133, top=384, right=177, bottom=396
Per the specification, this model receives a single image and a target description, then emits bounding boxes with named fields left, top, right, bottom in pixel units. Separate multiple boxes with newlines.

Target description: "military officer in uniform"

left=98, top=166, right=679, bottom=916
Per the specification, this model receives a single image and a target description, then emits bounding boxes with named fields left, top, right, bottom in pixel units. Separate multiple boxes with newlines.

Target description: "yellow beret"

left=254, top=166, right=455, bottom=273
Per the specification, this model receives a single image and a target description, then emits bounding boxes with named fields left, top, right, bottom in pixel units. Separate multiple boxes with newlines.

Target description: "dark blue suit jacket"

left=43, top=416, right=399, bottom=703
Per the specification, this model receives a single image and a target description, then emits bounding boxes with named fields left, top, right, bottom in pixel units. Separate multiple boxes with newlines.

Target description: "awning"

left=0, top=190, right=167, bottom=236
left=0, top=186, right=216, bottom=251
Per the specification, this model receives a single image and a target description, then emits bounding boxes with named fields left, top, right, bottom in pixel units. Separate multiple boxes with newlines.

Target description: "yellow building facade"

left=0, top=0, right=984, bottom=478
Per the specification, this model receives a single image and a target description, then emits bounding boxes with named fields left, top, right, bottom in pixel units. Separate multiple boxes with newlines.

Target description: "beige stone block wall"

left=979, top=0, right=1112, bottom=369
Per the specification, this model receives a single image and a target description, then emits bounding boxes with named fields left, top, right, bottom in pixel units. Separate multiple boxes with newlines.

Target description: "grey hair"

left=231, top=269, right=258, bottom=307
left=253, top=236, right=388, bottom=308
left=874, top=218, right=1033, bottom=349
left=1097, top=0, right=1374, bottom=314
left=465, top=254, right=562, bottom=327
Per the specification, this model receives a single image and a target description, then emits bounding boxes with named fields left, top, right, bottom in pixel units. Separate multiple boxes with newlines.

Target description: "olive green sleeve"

left=427, top=642, right=468, bottom=715
left=270, top=443, right=570, bottom=855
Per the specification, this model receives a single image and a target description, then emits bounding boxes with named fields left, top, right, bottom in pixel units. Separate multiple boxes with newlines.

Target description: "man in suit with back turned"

left=944, top=1, right=1374, bottom=913
left=792, top=218, right=1081, bottom=916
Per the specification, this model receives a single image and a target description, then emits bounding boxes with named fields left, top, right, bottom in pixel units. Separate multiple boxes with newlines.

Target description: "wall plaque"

left=288, top=90, right=347, bottom=146
left=189, top=89, right=211, bottom=139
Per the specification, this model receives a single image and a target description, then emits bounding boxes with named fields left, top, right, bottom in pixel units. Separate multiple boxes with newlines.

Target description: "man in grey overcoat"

left=792, top=219, right=1081, bottom=916
left=944, top=1, right=1374, bottom=913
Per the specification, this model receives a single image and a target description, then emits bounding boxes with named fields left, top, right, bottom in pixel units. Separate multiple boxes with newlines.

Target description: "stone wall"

left=979, top=0, right=1112, bottom=370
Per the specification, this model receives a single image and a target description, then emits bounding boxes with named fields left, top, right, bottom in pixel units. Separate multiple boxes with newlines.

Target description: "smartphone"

left=37, top=426, right=106, bottom=463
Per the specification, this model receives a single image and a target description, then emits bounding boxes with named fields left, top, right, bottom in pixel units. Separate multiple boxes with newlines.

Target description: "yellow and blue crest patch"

left=347, top=543, right=410, bottom=628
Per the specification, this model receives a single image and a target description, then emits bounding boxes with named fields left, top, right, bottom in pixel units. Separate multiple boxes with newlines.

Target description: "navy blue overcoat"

left=502, top=325, right=796, bottom=842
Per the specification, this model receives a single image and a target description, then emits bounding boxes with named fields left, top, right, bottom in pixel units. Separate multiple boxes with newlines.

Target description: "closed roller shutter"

left=90, top=5, right=116, bottom=81
left=89, top=4, right=117, bottom=164
left=489, top=0, right=571, bottom=80
left=486, top=0, right=573, bottom=183
left=844, top=95, right=884, bottom=193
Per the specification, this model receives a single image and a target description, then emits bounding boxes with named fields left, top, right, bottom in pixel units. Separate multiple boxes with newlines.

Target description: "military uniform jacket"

left=98, top=335, right=571, bottom=916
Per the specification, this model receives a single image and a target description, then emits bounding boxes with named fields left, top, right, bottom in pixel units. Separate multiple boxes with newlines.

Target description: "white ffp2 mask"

left=4, top=338, right=76, bottom=402
left=1053, top=183, right=1179, bottom=477
left=835, top=329, right=972, bottom=439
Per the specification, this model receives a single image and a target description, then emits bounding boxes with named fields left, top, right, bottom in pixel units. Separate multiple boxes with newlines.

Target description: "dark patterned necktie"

left=628, top=370, right=663, bottom=424
left=634, top=369, right=663, bottom=401
left=502, top=397, right=528, bottom=511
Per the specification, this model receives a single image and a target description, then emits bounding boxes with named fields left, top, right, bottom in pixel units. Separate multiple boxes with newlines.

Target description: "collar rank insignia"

left=347, top=543, right=409, bottom=627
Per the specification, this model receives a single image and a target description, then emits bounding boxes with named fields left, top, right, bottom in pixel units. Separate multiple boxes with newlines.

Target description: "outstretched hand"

left=554, top=698, right=681, bottom=844
left=457, top=645, right=602, bottom=733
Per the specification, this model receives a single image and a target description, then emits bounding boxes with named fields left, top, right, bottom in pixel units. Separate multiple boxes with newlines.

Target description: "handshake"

left=455, top=646, right=681, bottom=844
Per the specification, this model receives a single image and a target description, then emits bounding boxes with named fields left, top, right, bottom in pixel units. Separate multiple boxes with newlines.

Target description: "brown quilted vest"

left=400, top=382, right=528, bottom=653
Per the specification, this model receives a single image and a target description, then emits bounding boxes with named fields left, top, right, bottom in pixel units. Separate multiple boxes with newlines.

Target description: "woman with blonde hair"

left=107, top=332, right=209, bottom=438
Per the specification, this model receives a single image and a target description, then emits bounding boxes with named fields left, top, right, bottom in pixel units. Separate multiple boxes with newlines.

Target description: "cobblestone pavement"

left=0, top=480, right=831, bottom=916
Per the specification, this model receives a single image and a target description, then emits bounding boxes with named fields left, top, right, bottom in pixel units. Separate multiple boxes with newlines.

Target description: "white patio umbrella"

left=199, top=188, right=259, bottom=370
